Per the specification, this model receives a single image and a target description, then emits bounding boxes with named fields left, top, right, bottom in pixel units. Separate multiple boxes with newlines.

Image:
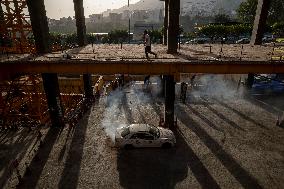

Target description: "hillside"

left=102, top=0, right=244, bottom=16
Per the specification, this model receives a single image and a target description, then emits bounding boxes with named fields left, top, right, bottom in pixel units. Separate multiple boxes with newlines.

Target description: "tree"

left=199, top=24, right=252, bottom=39
left=149, top=29, right=163, bottom=44
left=214, top=13, right=231, bottom=23
left=272, top=22, right=284, bottom=36
left=237, top=0, right=284, bottom=25
left=198, top=24, right=228, bottom=40
left=108, top=30, right=128, bottom=44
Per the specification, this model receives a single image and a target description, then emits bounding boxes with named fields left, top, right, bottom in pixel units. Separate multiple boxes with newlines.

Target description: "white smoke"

left=101, top=78, right=163, bottom=142
left=101, top=89, right=127, bottom=142
left=191, top=75, right=243, bottom=100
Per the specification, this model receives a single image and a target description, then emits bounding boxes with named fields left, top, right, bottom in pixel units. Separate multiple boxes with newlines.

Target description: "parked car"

left=186, top=37, right=211, bottom=44
left=252, top=74, right=284, bottom=93
left=262, top=36, right=275, bottom=43
left=115, top=124, right=176, bottom=149
left=236, top=38, right=250, bottom=44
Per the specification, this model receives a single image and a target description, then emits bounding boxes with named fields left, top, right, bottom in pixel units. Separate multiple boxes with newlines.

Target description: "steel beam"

left=251, top=0, right=271, bottom=45
left=27, top=0, right=64, bottom=127
left=167, top=0, right=180, bottom=53
left=0, top=61, right=284, bottom=80
left=164, top=75, right=175, bottom=129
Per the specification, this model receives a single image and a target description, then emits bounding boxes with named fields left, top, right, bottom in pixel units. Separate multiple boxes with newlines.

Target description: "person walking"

left=144, top=30, right=157, bottom=59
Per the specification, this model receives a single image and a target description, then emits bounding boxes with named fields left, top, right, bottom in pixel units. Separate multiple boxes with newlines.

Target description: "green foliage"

left=272, top=22, right=284, bottom=36
left=199, top=24, right=252, bottom=38
left=108, top=30, right=128, bottom=44
left=214, top=14, right=231, bottom=23
left=237, top=0, right=284, bottom=25
left=65, top=33, right=78, bottom=45
left=237, top=0, right=257, bottom=24
left=149, top=29, right=163, bottom=44
left=184, top=32, right=197, bottom=40
left=49, top=32, right=62, bottom=45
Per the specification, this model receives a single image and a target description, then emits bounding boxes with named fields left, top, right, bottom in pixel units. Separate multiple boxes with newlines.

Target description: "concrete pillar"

left=251, top=0, right=271, bottom=45
left=73, top=0, right=93, bottom=99
left=0, top=3, right=5, bottom=46
left=247, top=73, right=255, bottom=89
left=83, top=74, right=93, bottom=98
left=164, top=75, right=175, bottom=129
left=26, top=0, right=50, bottom=53
left=167, top=0, right=180, bottom=53
left=42, top=73, right=65, bottom=127
left=163, top=0, right=168, bottom=45
left=27, top=0, right=64, bottom=127
left=161, top=75, right=165, bottom=97
left=73, top=0, right=87, bottom=46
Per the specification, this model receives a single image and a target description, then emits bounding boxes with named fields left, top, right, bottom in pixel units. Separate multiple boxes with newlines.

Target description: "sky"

left=44, top=0, right=140, bottom=19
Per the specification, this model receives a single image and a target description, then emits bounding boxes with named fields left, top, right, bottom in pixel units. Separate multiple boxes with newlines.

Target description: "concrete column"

left=164, top=75, right=175, bottom=129
left=247, top=73, right=255, bottom=89
left=163, top=0, right=168, bottom=45
left=251, top=0, right=271, bottom=45
left=73, top=0, right=93, bottom=99
left=167, top=0, right=180, bottom=53
left=161, top=75, right=165, bottom=97
left=73, top=0, right=87, bottom=46
left=27, top=0, right=64, bottom=127
left=42, top=73, right=65, bottom=127
left=26, top=0, right=50, bottom=53
left=0, top=3, right=5, bottom=46
left=83, top=74, right=93, bottom=98
left=0, top=4, right=5, bottom=28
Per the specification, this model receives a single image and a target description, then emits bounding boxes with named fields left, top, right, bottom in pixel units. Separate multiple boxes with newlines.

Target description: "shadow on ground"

left=0, top=129, right=37, bottom=188
left=175, top=103, right=263, bottom=189
left=117, top=130, right=220, bottom=189
left=58, top=109, right=91, bottom=189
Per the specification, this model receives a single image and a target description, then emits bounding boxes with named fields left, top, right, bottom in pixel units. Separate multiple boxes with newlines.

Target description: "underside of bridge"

left=0, top=0, right=284, bottom=188
left=0, top=0, right=282, bottom=129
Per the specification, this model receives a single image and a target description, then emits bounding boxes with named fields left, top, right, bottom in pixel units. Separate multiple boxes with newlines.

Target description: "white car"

left=115, top=124, right=176, bottom=149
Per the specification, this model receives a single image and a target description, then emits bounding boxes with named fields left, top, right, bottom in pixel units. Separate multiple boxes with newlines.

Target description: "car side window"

left=130, top=134, right=138, bottom=139
left=139, top=133, right=154, bottom=140
left=130, top=133, right=154, bottom=140
left=144, top=133, right=154, bottom=140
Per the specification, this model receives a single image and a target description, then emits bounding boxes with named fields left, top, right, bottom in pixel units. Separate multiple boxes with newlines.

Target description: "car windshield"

left=149, top=126, right=160, bottom=138
left=121, top=127, right=130, bottom=137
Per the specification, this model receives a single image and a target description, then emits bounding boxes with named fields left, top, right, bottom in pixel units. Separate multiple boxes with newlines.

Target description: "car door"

left=129, top=133, right=142, bottom=147
left=140, top=133, right=157, bottom=147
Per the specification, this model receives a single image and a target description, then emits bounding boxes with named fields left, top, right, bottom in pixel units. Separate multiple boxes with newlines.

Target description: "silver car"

left=115, top=124, right=176, bottom=149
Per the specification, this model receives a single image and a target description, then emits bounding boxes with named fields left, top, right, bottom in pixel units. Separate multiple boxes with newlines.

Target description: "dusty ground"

left=0, top=78, right=284, bottom=189
left=1, top=44, right=283, bottom=62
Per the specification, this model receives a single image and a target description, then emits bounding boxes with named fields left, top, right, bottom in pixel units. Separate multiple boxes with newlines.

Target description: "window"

left=121, top=127, right=130, bottom=138
left=130, top=133, right=154, bottom=140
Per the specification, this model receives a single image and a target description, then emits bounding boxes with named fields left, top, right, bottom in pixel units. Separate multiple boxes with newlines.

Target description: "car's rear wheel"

left=124, top=144, right=134, bottom=149
left=162, top=142, right=172, bottom=149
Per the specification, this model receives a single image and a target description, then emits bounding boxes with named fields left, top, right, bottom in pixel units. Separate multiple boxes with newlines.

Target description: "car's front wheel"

left=162, top=142, right=172, bottom=149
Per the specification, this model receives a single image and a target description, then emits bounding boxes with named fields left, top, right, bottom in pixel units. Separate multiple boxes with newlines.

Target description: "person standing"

left=144, top=30, right=157, bottom=59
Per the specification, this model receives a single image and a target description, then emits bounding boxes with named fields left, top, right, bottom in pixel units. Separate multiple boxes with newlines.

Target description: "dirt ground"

left=0, top=78, right=284, bottom=189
